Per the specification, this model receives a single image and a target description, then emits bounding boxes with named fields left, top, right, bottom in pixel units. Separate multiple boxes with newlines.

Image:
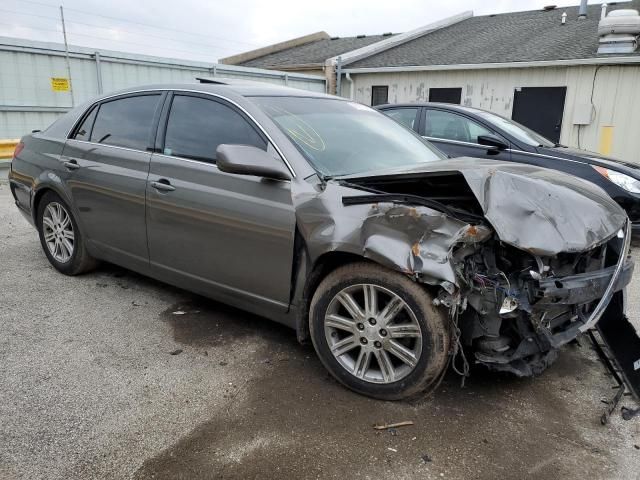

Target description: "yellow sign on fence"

left=51, top=77, right=70, bottom=92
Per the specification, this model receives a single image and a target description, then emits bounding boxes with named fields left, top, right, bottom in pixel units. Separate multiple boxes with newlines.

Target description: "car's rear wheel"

left=37, top=191, right=97, bottom=275
left=309, top=262, right=450, bottom=400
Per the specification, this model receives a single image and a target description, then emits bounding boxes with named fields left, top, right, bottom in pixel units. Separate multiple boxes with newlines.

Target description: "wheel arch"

left=294, top=248, right=439, bottom=344
left=294, top=249, right=372, bottom=344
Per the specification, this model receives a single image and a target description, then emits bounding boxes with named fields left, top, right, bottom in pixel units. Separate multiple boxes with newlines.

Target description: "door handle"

left=63, top=159, right=80, bottom=170
left=150, top=179, right=176, bottom=192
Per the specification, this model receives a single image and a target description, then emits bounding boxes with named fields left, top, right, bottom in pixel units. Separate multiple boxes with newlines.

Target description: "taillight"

left=13, top=142, right=24, bottom=159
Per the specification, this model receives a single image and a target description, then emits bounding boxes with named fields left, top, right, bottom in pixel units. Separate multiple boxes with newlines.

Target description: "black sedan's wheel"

left=310, top=262, right=450, bottom=400
left=37, top=191, right=97, bottom=275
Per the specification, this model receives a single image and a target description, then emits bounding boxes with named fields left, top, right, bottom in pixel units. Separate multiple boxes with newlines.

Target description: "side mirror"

left=216, top=144, right=291, bottom=181
left=477, top=135, right=508, bottom=152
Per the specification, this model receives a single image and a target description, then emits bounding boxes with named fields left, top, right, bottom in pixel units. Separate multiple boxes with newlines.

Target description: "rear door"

left=145, top=92, right=296, bottom=317
left=62, top=92, right=164, bottom=271
left=422, top=108, right=511, bottom=161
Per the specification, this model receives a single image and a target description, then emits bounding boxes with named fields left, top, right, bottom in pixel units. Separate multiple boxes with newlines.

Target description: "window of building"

left=428, top=88, right=462, bottom=105
left=371, top=86, right=389, bottom=106
left=163, top=95, right=266, bottom=163
left=425, top=109, right=493, bottom=144
left=90, top=95, right=161, bottom=150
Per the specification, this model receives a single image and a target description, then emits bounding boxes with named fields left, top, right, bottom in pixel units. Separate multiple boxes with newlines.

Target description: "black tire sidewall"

left=37, top=192, right=84, bottom=275
left=310, top=263, right=449, bottom=400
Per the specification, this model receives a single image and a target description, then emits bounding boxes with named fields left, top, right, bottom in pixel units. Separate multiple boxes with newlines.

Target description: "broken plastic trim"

left=579, top=218, right=632, bottom=333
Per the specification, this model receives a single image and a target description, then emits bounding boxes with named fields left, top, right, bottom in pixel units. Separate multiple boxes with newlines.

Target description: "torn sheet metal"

left=291, top=159, right=634, bottom=380
left=293, top=180, right=490, bottom=287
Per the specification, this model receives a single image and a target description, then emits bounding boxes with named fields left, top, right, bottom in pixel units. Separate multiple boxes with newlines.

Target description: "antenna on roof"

left=561, top=11, right=568, bottom=24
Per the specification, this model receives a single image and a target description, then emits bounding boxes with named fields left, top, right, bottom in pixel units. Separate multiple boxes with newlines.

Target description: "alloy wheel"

left=42, top=202, right=75, bottom=263
left=324, top=284, right=423, bottom=384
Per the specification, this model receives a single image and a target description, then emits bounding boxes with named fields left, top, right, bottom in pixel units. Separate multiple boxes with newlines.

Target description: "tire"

left=36, top=191, right=97, bottom=275
left=309, top=262, right=450, bottom=401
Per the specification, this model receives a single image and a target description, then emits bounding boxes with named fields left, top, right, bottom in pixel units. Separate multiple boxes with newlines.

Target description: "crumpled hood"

left=340, top=158, right=628, bottom=256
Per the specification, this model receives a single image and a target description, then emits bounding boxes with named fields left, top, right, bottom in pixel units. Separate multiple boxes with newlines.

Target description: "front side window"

left=473, top=110, right=555, bottom=147
left=252, top=96, right=444, bottom=177
left=425, top=109, right=493, bottom=144
left=90, top=95, right=160, bottom=150
left=383, top=107, right=419, bottom=131
left=163, top=95, right=266, bottom=163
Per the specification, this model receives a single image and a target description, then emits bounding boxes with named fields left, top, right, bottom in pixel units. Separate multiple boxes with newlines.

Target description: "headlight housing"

left=593, top=166, right=640, bottom=194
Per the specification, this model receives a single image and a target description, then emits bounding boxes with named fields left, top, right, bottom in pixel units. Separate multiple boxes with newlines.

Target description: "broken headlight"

left=593, top=166, right=640, bottom=194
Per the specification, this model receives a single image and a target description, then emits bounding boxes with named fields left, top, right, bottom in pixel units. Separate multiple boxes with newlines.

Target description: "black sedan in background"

left=377, top=102, right=640, bottom=233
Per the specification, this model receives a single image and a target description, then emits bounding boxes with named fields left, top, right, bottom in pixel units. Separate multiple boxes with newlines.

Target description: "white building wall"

left=348, top=65, right=640, bottom=164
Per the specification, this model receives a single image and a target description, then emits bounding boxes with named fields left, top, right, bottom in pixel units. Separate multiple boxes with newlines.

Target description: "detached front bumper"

left=538, top=219, right=633, bottom=334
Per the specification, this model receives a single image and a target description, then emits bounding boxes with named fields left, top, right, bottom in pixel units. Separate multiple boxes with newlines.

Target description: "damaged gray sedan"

left=8, top=83, right=634, bottom=400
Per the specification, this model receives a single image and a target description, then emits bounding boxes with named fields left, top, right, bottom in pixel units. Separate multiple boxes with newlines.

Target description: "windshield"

left=473, top=110, right=555, bottom=148
left=251, top=96, right=445, bottom=177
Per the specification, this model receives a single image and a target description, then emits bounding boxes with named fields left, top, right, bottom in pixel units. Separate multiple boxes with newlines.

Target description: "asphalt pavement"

left=1, top=180, right=639, bottom=480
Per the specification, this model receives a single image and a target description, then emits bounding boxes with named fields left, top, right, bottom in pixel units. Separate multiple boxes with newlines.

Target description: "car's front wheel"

left=309, top=262, right=450, bottom=400
left=37, top=191, right=97, bottom=275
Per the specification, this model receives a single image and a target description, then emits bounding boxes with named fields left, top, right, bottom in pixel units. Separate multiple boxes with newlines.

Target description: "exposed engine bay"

left=331, top=166, right=634, bottom=380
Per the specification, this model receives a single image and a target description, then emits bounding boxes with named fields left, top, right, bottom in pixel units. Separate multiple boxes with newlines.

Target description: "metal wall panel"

left=348, top=65, right=640, bottom=164
left=0, top=36, right=325, bottom=138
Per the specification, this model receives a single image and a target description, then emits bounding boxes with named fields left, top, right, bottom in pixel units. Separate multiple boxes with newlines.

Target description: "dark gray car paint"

left=61, top=140, right=153, bottom=273
left=8, top=83, right=631, bottom=334
left=146, top=153, right=296, bottom=320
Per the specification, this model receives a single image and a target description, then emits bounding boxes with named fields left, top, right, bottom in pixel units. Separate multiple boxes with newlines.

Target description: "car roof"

left=97, top=80, right=337, bottom=101
left=377, top=102, right=486, bottom=115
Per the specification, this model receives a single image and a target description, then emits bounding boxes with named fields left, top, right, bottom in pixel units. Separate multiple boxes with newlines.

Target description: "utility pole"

left=59, top=6, right=75, bottom=106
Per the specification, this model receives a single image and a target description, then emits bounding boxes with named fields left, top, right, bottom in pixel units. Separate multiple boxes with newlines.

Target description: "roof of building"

left=236, top=34, right=396, bottom=69
left=347, top=2, right=640, bottom=69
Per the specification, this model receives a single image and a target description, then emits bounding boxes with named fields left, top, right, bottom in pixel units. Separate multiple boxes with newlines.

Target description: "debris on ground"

left=172, top=311, right=186, bottom=315
left=219, top=361, right=228, bottom=366
left=387, top=447, right=397, bottom=453
left=169, top=349, right=183, bottom=355
left=421, top=454, right=432, bottom=463
left=388, top=428, right=399, bottom=436
left=373, top=420, right=414, bottom=430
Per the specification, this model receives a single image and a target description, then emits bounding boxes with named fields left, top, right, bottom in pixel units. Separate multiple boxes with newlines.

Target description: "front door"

left=512, top=87, right=567, bottom=144
left=422, top=108, right=512, bottom=161
left=145, top=93, right=296, bottom=318
left=61, top=93, right=164, bottom=271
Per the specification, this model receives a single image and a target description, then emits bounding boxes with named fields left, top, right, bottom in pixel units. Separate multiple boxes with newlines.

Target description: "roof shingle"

left=347, top=2, right=640, bottom=69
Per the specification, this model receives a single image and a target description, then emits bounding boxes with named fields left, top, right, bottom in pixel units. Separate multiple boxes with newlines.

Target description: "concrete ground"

left=1, top=178, right=639, bottom=480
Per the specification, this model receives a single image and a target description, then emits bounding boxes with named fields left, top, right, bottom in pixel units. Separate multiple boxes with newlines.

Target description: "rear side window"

left=90, top=95, right=161, bottom=150
left=163, top=95, right=266, bottom=163
left=383, top=107, right=419, bottom=131
left=73, top=106, right=98, bottom=141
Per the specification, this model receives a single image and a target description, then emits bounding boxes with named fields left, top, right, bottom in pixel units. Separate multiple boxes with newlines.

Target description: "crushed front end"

left=334, top=160, right=635, bottom=380
left=451, top=222, right=633, bottom=376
